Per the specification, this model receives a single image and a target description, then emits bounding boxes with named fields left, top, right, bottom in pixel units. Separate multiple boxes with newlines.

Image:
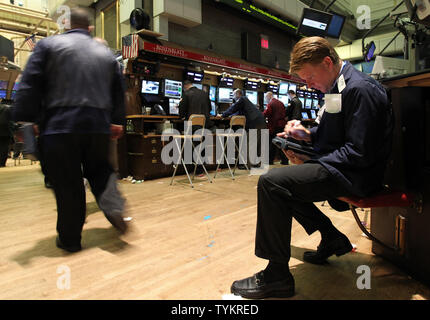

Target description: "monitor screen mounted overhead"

left=297, top=8, right=333, bottom=37
left=326, top=12, right=346, bottom=38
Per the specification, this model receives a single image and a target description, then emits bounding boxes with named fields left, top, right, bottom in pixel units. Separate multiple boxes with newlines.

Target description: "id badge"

left=324, top=94, right=342, bottom=114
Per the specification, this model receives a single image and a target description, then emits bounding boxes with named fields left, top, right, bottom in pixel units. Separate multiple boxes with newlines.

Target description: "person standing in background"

left=263, top=92, right=288, bottom=165
left=286, top=90, right=302, bottom=121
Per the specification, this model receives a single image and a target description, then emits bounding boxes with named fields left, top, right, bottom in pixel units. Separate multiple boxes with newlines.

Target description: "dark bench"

left=338, top=188, right=422, bottom=252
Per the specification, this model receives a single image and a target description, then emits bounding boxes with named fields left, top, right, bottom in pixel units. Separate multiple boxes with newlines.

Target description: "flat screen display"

left=210, top=102, right=217, bottom=116
left=0, top=80, right=8, bottom=90
left=185, top=70, right=204, bottom=83
left=305, top=99, right=312, bottom=109
left=297, top=8, right=333, bottom=37
left=326, top=12, right=346, bottom=39
left=278, top=95, right=290, bottom=107
left=209, top=86, right=216, bottom=101
left=218, top=87, right=233, bottom=103
left=267, top=84, right=278, bottom=94
left=245, top=91, right=258, bottom=105
left=0, top=90, right=6, bottom=99
left=301, top=111, right=309, bottom=120
left=312, top=99, right=319, bottom=109
left=219, top=77, right=234, bottom=87
left=279, top=82, right=289, bottom=95
left=310, top=109, right=317, bottom=119
left=169, top=98, right=180, bottom=115
left=299, top=97, right=305, bottom=106
left=289, top=83, right=297, bottom=93
left=245, top=80, right=258, bottom=90
left=165, top=79, right=182, bottom=98
left=142, top=80, right=160, bottom=94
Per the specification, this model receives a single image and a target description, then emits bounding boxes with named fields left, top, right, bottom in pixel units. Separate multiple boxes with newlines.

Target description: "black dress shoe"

left=303, top=233, right=353, bottom=265
left=105, top=212, right=128, bottom=235
left=44, top=177, right=53, bottom=189
left=231, top=270, right=295, bottom=299
left=56, top=236, right=81, bottom=253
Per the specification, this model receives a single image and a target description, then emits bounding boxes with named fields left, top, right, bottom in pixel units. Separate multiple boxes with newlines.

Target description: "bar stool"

left=214, top=115, right=249, bottom=180
left=170, top=114, right=213, bottom=188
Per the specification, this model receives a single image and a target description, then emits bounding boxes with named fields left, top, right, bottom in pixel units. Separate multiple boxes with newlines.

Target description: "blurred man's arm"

left=12, top=41, right=47, bottom=122
left=111, top=62, right=126, bottom=139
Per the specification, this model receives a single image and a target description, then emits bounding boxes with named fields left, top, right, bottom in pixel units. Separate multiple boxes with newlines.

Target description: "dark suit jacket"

left=287, top=97, right=302, bottom=121
left=179, top=87, right=213, bottom=128
left=308, top=61, right=393, bottom=197
left=222, top=96, right=266, bottom=129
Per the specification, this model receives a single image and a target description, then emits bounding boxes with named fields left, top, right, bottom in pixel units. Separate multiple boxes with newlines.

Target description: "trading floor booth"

left=370, top=72, right=430, bottom=286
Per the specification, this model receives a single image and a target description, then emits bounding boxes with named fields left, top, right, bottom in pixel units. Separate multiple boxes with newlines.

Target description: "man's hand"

left=282, top=149, right=310, bottom=165
left=110, top=124, right=123, bottom=139
left=277, top=120, right=311, bottom=142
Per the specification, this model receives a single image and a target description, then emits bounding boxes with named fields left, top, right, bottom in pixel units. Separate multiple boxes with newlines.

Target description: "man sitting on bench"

left=230, top=36, right=393, bottom=299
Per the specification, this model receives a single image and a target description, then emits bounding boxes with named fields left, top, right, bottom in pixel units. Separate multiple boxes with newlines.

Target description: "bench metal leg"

left=350, top=205, right=398, bottom=252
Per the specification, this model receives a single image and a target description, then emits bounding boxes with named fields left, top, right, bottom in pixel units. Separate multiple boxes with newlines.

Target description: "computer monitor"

left=326, top=12, right=346, bottom=39
left=164, top=79, right=182, bottom=98
left=245, top=80, right=258, bottom=91
left=310, top=109, right=317, bottom=119
left=141, top=80, right=160, bottom=94
left=218, top=87, right=233, bottom=103
left=299, top=97, right=305, bottom=106
left=219, top=76, right=234, bottom=87
left=169, top=98, right=180, bottom=115
left=364, top=41, right=376, bottom=62
left=312, top=99, right=319, bottom=109
left=267, top=84, right=278, bottom=94
left=279, top=82, right=289, bottom=95
left=278, top=95, right=290, bottom=107
left=209, top=86, right=216, bottom=102
left=305, top=98, right=312, bottom=109
left=301, top=111, right=309, bottom=120
left=210, top=101, right=217, bottom=116
left=0, top=80, right=8, bottom=90
left=289, top=83, right=297, bottom=93
left=245, top=91, right=258, bottom=105
left=0, top=90, right=6, bottom=99
left=193, top=83, right=203, bottom=90
left=185, top=70, right=204, bottom=83
left=297, top=8, right=333, bottom=37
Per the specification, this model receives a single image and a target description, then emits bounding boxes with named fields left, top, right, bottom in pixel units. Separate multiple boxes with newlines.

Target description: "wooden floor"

left=1, top=160, right=429, bottom=300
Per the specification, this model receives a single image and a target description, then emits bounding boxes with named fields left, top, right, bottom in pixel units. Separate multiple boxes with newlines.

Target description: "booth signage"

left=142, top=42, right=301, bottom=82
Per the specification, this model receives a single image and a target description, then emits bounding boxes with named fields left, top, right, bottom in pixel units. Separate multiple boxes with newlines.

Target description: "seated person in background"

left=230, top=36, right=393, bottom=299
left=179, top=80, right=215, bottom=132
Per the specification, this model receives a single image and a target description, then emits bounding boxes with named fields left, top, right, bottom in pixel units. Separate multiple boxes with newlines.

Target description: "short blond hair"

left=289, top=37, right=340, bottom=74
